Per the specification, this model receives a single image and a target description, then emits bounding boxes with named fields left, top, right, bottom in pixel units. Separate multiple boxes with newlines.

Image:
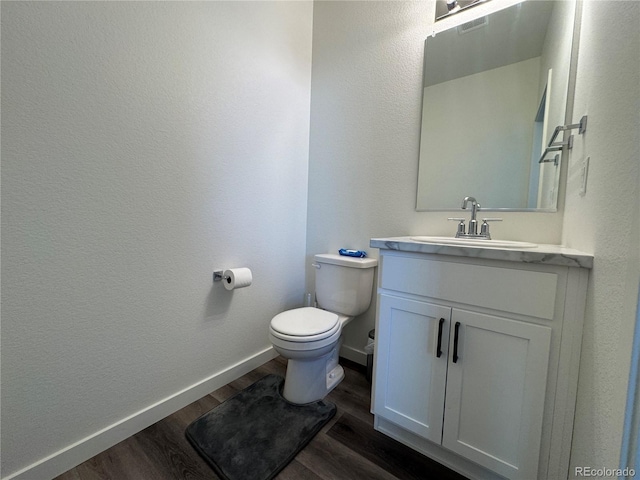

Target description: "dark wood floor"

left=55, top=356, right=467, bottom=480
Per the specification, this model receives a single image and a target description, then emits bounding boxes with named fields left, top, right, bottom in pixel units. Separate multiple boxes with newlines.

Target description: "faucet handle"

left=480, top=218, right=502, bottom=238
left=448, top=217, right=466, bottom=237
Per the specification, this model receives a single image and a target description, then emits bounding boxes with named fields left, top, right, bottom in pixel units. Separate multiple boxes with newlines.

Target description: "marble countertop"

left=370, top=237, right=593, bottom=269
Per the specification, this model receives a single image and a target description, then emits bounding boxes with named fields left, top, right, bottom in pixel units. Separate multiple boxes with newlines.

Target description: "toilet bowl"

left=269, top=307, right=351, bottom=404
left=269, top=253, right=377, bottom=404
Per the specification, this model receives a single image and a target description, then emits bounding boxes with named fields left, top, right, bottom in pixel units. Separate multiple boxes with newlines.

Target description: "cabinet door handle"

left=436, top=318, right=445, bottom=358
left=453, top=321, right=461, bottom=363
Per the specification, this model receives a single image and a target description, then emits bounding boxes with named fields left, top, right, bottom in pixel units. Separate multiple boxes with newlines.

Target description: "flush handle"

left=436, top=318, right=445, bottom=358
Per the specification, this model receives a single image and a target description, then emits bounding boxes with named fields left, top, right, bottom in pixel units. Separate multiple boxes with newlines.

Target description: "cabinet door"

left=373, top=294, right=451, bottom=444
left=442, top=309, right=551, bottom=480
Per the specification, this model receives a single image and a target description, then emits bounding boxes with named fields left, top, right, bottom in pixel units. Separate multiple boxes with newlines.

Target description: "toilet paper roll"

left=223, top=268, right=252, bottom=291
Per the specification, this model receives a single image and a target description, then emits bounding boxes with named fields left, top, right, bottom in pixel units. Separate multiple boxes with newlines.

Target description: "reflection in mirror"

left=435, top=0, right=490, bottom=22
left=416, top=0, right=577, bottom=211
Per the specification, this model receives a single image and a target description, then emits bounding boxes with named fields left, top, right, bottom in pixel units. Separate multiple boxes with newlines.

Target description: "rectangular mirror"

left=416, top=0, right=577, bottom=211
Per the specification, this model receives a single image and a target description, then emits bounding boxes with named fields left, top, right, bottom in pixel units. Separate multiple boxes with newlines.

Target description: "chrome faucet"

left=448, top=196, right=502, bottom=239
left=461, top=196, right=479, bottom=235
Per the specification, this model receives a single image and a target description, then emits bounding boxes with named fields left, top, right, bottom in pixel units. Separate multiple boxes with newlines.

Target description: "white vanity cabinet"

left=370, top=242, right=591, bottom=480
left=441, top=308, right=551, bottom=480
left=374, top=295, right=451, bottom=444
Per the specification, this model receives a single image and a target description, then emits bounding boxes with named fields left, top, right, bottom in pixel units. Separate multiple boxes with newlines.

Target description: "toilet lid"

left=270, top=307, right=339, bottom=338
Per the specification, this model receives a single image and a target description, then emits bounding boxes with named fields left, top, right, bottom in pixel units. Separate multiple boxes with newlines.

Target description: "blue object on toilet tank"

left=338, top=249, right=367, bottom=258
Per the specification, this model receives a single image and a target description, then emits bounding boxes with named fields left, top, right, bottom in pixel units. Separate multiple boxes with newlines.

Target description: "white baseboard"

left=4, top=347, right=278, bottom=480
left=340, top=344, right=367, bottom=366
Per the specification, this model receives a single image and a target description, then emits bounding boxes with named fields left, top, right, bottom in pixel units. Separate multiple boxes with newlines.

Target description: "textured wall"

left=307, top=0, right=564, bottom=362
left=1, top=2, right=312, bottom=477
left=561, top=1, right=640, bottom=475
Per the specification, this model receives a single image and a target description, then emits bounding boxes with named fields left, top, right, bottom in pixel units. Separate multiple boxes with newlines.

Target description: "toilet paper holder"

left=213, top=268, right=253, bottom=291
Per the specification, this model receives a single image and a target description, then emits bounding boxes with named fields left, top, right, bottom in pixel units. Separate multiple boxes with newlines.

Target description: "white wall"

left=0, top=2, right=312, bottom=478
left=307, top=0, right=564, bottom=364
left=561, top=1, right=640, bottom=475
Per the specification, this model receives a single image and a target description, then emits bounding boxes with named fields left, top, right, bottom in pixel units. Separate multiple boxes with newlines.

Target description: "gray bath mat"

left=185, top=374, right=336, bottom=480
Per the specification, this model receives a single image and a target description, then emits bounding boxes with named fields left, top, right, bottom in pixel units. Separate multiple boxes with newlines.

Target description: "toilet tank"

left=314, top=254, right=377, bottom=317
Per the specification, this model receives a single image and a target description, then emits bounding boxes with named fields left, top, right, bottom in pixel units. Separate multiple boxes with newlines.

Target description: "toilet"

left=269, top=253, right=377, bottom=404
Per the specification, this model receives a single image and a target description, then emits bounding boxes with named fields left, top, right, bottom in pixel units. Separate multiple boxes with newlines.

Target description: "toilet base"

left=282, top=344, right=345, bottom=404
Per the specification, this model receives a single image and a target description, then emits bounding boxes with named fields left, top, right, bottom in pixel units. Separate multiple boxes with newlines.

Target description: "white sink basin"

left=409, top=236, right=538, bottom=249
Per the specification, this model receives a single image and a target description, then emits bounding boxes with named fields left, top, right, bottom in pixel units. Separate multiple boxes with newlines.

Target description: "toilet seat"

left=270, top=307, right=340, bottom=343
